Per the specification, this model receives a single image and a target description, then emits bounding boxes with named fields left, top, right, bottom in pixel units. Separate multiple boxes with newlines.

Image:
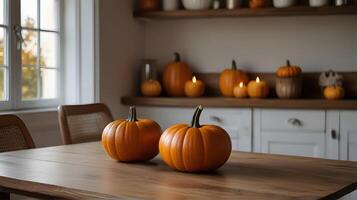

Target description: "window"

left=1, top=0, right=61, bottom=110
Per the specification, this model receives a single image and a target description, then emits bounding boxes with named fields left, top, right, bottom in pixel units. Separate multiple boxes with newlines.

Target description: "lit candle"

left=184, top=76, right=205, bottom=97
left=247, top=77, right=270, bottom=98
left=233, top=82, right=248, bottom=98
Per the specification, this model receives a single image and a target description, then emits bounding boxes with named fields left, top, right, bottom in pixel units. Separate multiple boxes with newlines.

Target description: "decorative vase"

left=309, top=0, right=330, bottom=7
left=275, top=75, right=302, bottom=99
left=163, top=0, right=180, bottom=11
left=273, top=0, right=296, bottom=8
left=182, top=0, right=213, bottom=10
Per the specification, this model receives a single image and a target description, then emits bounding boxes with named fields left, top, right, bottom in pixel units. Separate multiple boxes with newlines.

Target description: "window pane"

left=0, top=28, right=4, bottom=65
left=21, top=0, right=38, bottom=28
left=40, top=32, right=58, bottom=67
left=40, top=0, right=59, bottom=31
left=40, top=68, right=57, bottom=99
left=0, top=0, right=4, bottom=25
left=22, top=30, right=38, bottom=65
left=22, top=67, right=38, bottom=100
left=0, top=67, right=5, bottom=100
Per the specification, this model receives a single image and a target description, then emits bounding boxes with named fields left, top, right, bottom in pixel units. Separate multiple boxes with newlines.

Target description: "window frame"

left=1, top=0, right=63, bottom=110
left=0, top=0, right=12, bottom=110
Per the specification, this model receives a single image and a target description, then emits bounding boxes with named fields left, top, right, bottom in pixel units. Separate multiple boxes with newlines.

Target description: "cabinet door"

left=261, top=131, right=326, bottom=158
left=339, top=111, right=357, bottom=200
left=254, top=109, right=327, bottom=158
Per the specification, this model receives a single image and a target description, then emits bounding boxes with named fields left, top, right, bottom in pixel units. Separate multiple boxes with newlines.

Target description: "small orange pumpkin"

left=163, top=53, right=193, bottom=97
left=138, top=0, right=159, bottom=11
left=250, top=0, right=272, bottom=8
left=324, top=86, right=345, bottom=100
left=219, top=60, right=249, bottom=97
left=276, top=60, right=302, bottom=78
left=141, top=79, right=162, bottom=97
left=159, top=106, right=232, bottom=173
left=248, top=77, right=270, bottom=98
left=102, top=106, right=162, bottom=162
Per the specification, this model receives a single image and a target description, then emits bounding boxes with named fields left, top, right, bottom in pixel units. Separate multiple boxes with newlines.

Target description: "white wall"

left=99, top=0, right=144, bottom=118
left=144, top=16, right=357, bottom=72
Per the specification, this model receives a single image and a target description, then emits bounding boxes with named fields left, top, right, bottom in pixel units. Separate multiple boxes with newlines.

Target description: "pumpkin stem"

left=174, top=52, right=181, bottom=62
left=286, top=60, right=291, bottom=67
left=190, top=105, right=203, bottom=128
left=127, top=106, right=138, bottom=122
left=232, top=60, right=237, bottom=70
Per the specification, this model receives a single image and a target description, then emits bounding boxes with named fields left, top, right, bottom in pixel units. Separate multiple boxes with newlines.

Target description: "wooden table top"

left=0, top=142, right=356, bottom=200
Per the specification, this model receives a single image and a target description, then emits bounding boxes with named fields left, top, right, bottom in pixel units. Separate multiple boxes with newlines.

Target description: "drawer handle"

left=210, top=116, right=222, bottom=124
left=288, top=118, right=302, bottom=127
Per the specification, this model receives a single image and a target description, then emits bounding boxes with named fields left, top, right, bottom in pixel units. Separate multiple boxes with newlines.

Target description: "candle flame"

left=256, top=77, right=260, bottom=83
left=239, top=82, right=244, bottom=88
left=192, top=76, right=197, bottom=83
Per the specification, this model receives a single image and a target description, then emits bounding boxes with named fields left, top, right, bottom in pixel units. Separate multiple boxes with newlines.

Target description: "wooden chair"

left=58, top=103, right=114, bottom=145
left=0, top=115, right=35, bottom=153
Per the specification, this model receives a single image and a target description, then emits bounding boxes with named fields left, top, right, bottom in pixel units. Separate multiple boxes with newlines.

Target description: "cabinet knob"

left=331, top=130, right=339, bottom=140
left=288, top=118, right=302, bottom=127
left=210, top=116, right=222, bottom=124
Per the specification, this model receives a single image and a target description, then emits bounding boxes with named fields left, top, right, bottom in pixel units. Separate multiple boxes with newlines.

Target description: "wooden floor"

left=0, top=142, right=355, bottom=199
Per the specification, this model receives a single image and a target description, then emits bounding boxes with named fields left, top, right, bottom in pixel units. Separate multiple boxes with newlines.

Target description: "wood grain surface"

left=0, top=142, right=356, bottom=200
left=134, top=6, right=357, bottom=19
left=121, top=97, right=357, bottom=109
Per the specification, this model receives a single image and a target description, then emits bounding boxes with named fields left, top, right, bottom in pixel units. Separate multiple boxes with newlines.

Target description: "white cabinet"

left=137, top=106, right=252, bottom=152
left=253, top=109, right=339, bottom=159
left=339, top=111, right=357, bottom=200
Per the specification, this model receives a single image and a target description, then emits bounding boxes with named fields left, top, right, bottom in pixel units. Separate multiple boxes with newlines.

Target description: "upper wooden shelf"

left=134, top=6, right=357, bottom=19
left=121, top=97, right=357, bottom=110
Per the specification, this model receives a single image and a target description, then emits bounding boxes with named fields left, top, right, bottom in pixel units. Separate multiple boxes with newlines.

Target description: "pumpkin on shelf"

left=248, top=77, right=270, bottom=98
left=319, top=70, right=345, bottom=100
left=324, top=86, right=345, bottom=100
left=141, top=79, right=162, bottom=97
left=159, top=106, right=232, bottom=173
left=138, top=0, right=159, bottom=11
left=184, top=76, right=205, bottom=97
left=219, top=60, right=249, bottom=97
left=162, top=52, right=193, bottom=97
left=275, top=60, right=303, bottom=99
left=102, top=106, right=162, bottom=162
left=249, top=0, right=272, bottom=8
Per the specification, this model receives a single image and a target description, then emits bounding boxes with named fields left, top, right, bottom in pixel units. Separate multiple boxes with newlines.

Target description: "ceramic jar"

left=163, top=0, right=180, bottom=11
left=276, top=76, right=302, bottom=99
left=273, top=0, right=296, bottom=8
left=309, top=0, right=330, bottom=7
left=182, top=0, right=213, bottom=10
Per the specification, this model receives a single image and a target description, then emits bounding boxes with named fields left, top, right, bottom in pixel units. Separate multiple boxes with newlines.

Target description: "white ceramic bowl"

left=273, top=0, right=296, bottom=8
left=182, top=0, right=213, bottom=10
left=309, top=0, right=330, bottom=7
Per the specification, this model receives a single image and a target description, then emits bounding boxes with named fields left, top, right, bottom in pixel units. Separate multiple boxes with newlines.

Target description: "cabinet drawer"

left=261, top=110, right=326, bottom=132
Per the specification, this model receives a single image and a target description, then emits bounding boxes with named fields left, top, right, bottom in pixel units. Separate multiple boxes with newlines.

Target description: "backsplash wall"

left=144, top=15, right=357, bottom=73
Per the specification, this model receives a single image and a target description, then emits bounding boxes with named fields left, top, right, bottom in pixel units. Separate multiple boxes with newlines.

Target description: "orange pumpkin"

left=219, top=60, right=249, bottom=97
left=102, top=106, right=161, bottom=162
left=184, top=76, right=205, bottom=97
left=324, top=86, right=345, bottom=100
left=141, top=79, right=162, bottom=97
left=138, top=0, right=159, bottom=11
left=276, top=60, right=302, bottom=78
left=163, top=52, right=193, bottom=97
left=248, top=77, right=270, bottom=98
left=250, top=0, right=272, bottom=8
left=159, top=106, right=232, bottom=173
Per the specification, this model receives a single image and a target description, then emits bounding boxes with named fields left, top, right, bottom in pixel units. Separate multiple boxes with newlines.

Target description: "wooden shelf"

left=121, top=97, right=357, bottom=110
left=134, top=6, right=357, bottom=19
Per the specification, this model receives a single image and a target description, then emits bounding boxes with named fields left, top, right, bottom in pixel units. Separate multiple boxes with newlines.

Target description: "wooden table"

left=0, top=142, right=356, bottom=200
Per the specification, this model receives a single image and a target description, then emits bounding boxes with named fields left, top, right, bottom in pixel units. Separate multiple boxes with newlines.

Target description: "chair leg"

left=0, top=191, right=10, bottom=200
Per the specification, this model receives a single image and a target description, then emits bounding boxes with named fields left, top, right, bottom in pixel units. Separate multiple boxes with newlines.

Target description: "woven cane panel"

left=0, top=125, right=28, bottom=153
left=67, top=112, right=112, bottom=144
